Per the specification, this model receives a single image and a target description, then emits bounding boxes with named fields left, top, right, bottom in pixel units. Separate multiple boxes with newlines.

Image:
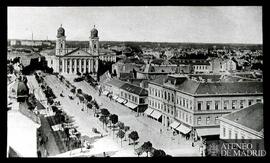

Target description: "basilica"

left=46, top=25, right=100, bottom=75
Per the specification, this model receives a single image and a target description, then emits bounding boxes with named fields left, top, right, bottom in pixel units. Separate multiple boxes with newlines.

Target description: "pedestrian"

left=160, top=129, right=162, bottom=134
left=103, top=152, right=106, bottom=157
left=192, top=142, right=194, bottom=147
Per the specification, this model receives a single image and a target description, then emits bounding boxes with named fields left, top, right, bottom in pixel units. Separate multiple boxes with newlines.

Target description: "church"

left=46, top=25, right=100, bottom=75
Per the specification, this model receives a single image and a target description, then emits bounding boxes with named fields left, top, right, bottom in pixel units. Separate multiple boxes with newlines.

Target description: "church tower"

left=89, top=25, right=99, bottom=55
left=56, top=24, right=66, bottom=56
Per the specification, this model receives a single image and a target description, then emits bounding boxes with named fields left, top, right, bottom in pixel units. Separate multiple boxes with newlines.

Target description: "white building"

left=45, top=25, right=100, bottom=75
left=219, top=103, right=263, bottom=139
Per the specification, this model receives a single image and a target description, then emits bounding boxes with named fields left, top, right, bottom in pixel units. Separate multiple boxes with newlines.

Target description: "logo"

left=207, top=142, right=220, bottom=156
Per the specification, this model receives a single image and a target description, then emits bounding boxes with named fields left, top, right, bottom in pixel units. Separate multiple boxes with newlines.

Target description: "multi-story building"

left=221, top=59, right=237, bottom=72
left=45, top=25, right=99, bottom=75
left=219, top=103, right=263, bottom=139
left=147, top=74, right=263, bottom=139
left=119, top=83, right=148, bottom=114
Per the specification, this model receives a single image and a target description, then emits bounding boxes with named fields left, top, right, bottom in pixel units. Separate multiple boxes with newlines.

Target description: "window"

left=183, top=98, right=186, bottom=107
left=171, top=109, right=173, bottom=115
left=172, top=94, right=174, bottom=102
left=179, top=111, right=181, bottom=119
left=206, top=117, right=210, bottom=125
left=155, top=89, right=157, bottom=96
left=134, top=97, right=137, bottom=103
left=164, top=105, right=167, bottom=112
left=228, top=130, right=232, bottom=139
left=190, top=101, right=193, bottom=110
left=215, top=101, right=219, bottom=110
left=240, top=100, right=245, bottom=109
left=186, top=114, right=188, bottom=122
left=223, top=127, right=226, bottom=138
left=176, top=98, right=179, bottom=104
left=197, top=117, right=201, bottom=125
left=158, top=103, right=160, bottom=109
left=248, top=99, right=253, bottom=106
left=51, top=60, right=53, bottom=64
left=180, top=97, right=182, bottom=106
left=168, top=93, right=170, bottom=101
left=149, top=87, right=151, bottom=95
left=132, top=96, right=135, bottom=102
left=206, top=101, right=211, bottom=110
left=235, top=132, right=238, bottom=139
left=215, top=116, right=219, bottom=124
left=189, top=116, right=192, bottom=124
left=164, top=91, right=167, bottom=100
left=197, top=101, right=202, bottom=111
left=121, top=92, right=123, bottom=97
left=155, top=102, right=157, bottom=108
left=232, top=100, right=237, bottom=109
left=186, top=100, right=189, bottom=108
left=158, top=90, right=160, bottom=97
left=224, top=101, right=229, bottom=110
left=128, top=94, right=131, bottom=100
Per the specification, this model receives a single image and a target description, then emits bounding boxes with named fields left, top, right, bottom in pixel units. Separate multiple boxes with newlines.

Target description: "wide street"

left=43, top=74, right=200, bottom=156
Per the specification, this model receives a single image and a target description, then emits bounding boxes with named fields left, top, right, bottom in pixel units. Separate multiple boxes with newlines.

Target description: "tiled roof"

left=119, top=73, right=134, bottom=80
left=222, top=103, right=263, bottom=132
left=106, top=78, right=126, bottom=88
left=120, top=83, right=148, bottom=96
left=194, top=81, right=263, bottom=95
left=150, top=75, right=263, bottom=95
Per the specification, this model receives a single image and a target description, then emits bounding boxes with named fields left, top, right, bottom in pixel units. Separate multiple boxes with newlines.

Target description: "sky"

left=8, top=6, right=262, bottom=44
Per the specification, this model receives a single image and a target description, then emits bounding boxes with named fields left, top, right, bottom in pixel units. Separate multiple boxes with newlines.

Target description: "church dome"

left=57, top=25, right=65, bottom=38
left=91, top=26, right=98, bottom=38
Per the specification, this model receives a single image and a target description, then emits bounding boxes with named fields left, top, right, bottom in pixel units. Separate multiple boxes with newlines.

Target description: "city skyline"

left=8, top=6, right=262, bottom=44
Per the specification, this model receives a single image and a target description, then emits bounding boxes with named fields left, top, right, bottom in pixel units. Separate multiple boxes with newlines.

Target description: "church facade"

left=46, top=25, right=100, bottom=75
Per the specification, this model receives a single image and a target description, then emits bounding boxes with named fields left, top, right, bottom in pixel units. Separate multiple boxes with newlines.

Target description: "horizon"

left=7, top=38, right=263, bottom=45
left=8, top=7, right=262, bottom=44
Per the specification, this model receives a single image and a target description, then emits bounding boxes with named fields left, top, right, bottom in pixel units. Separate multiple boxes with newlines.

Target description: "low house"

left=219, top=103, right=263, bottom=139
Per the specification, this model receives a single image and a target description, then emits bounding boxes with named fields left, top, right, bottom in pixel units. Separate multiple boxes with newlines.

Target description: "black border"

left=2, top=0, right=269, bottom=162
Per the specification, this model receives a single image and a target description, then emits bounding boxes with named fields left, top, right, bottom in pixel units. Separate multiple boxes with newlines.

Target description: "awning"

left=125, top=102, right=138, bottom=109
left=196, top=128, right=220, bottom=137
left=116, top=97, right=125, bottom=103
left=112, top=95, right=118, bottom=100
left=102, top=90, right=109, bottom=96
left=170, top=121, right=181, bottom=129
left=144, top=108, right=154, bottom=116
left=150, top=110, right=162, bottom=120
left=176, top=124, right=191, bottom=134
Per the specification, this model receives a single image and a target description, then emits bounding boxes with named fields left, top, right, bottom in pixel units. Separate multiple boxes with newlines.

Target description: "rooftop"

left=120, top=83, right=148, bottom=96
left=221, top=103, right=263, bottom=133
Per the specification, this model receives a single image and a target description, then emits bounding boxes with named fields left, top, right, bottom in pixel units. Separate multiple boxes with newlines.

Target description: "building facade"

left=45, top=25, right=99, bottom=75
left=219, top=103, right=263, bottom=139
left=147, top=74, right=263, bottom=137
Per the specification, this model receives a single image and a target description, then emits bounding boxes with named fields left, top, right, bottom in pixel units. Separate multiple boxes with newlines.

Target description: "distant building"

left=111, top=58, right=142, bottom=78
left=147, top=74, right=263, bottom=139
left=192, top=62, right=211, bottom=74
left=219, top=103, right=263, bottom=139
left=221, top=59, right=237, bottom=72
left=99, top=48, right=117, bottom=62
left=44, top=25, right=99, bottom=75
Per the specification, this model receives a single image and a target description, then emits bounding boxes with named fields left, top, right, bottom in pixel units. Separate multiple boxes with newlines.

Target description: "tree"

left=128, top=131, right=139, bottom=149
left=116, top=129, right=125, bottom=147
left=77, top=89, right=82, bottom=94
left=117, top=121, right=125, bottom=130
left=87, top=103, right=92, bottom=110
left=109, top=114, right=118, bottom=138
left=84, top=94, right=92, bottom=102
left=100, top=108, right=110, bottom=128
left=70, top=88, right=76, bottom=94
left=76, top=71, right=81, bottom=76
left=123, top=126, right=130, bottom=141
left=134, top=147, right=143, bottom=157
left=141, top=141, right=153, bottom=157
left=152, top=149, right=166, bottom=157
